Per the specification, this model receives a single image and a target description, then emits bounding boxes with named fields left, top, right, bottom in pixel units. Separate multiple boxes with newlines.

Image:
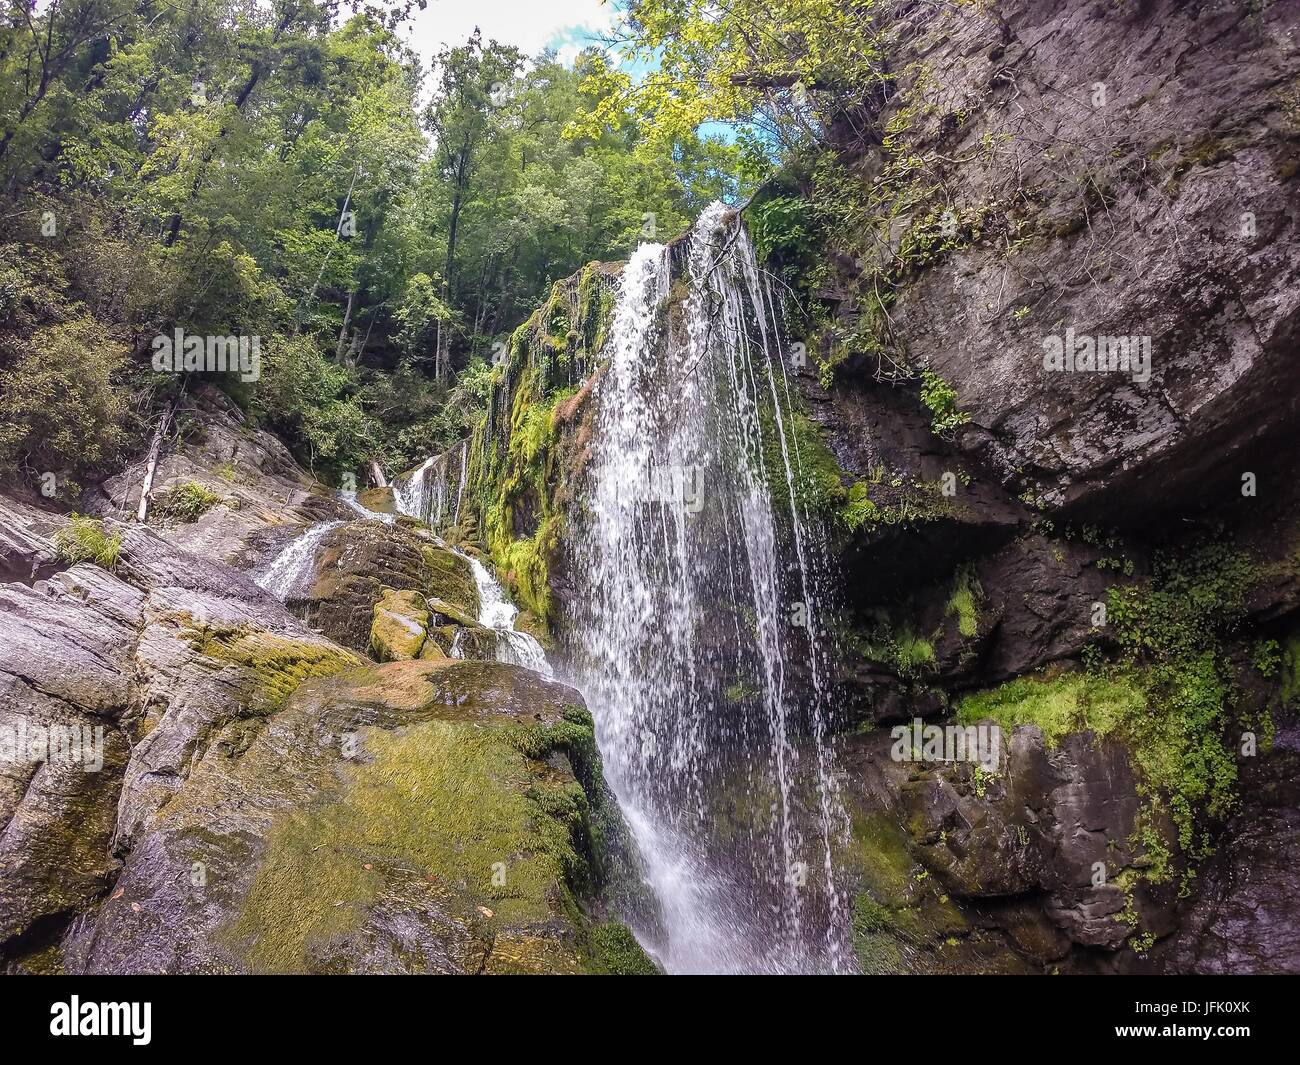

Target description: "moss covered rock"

left=356, top=486, right=396, bottom=515
left=370, top=589, right=429, bottom=661
left=63, top=659, right=628, bottom=974
left=289, top=521, right=479, bottom=656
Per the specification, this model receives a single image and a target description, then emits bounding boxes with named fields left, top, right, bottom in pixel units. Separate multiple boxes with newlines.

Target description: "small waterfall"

left=567, top=203, right=850, bottom=974
left=460, top=552, right=552, bottom=677
left=392, top=440, right=468, bottom=530
left=389, top=461, right=552, bottom=678
left=256, top=520, right=343, bottom=600
left=340, top=492, right=394, bottom=524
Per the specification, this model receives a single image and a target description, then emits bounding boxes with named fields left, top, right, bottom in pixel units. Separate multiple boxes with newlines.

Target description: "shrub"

left=52, top=514, right=121, bottom=570
left=919, top=368, right=970, bottom=435
left=0, top=318, right=130, bottom=490
left=152, top=481, right=224, bottom=523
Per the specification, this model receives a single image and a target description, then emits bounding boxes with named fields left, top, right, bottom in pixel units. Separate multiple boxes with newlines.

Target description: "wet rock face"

left=1161, top=719, right=1300, bottom=975
left=0, top=510, right=359, bottom=954
left=841, top=724, right=1176, bottom=970
left=287, top=519, right=479, bottom=655
left=61, top=660, right=612, bottom=975
left=817, top=0, right=1300, bottom=523
left=806, top=0, right=1300, bottom=974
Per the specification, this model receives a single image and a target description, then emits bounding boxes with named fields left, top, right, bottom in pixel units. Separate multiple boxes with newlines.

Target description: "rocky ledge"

left=0, top=406, right=654, bottom=975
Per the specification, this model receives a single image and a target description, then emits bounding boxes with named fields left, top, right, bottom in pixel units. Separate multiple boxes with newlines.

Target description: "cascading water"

left=458, top=553, right=552, bottom=677
left=392, top=440, right=467, bottom=528
left=256, top=520, right=343, bottom=600
left=388, top=462, right=552, bottom=678
left=566, top=203, right=851, bottom=974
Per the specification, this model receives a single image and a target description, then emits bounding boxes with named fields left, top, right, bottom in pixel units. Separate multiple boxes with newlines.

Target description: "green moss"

left=53, top=513, right=121, bottom=570
left=370, top=589, right=429, bottom=662
left=152, top=480, right=224, bottom=523
left=842, top=480, right=879, bottom=532
left=588, top=922, right=662, bottom=975
left=852, top=892, right=894, bottom=936
left=956, top=670, right=1144, bottom=748
left=228, top=713, right=599, bottom=974
left=759, top=401, right=847, bottom=518
left=945, top=566, right=981, bottom=638
left=959, top=536, right=1255, bottom=871
left=190, top=626, right=360, bottom=714
left=1281, top=632, right=1300, bottom=708
left=421, top=545, right=479, bottom=618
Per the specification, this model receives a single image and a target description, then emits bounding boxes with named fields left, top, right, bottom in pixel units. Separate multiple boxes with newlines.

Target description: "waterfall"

left=460, top=552, right=552, bottom=677
left=392, top=440, right=468, bottom=529
left=256, top=520, right=343, bottom=600
left=389, top=467, right=552, bottom=678
left=566, top=202, right=851, bottom=974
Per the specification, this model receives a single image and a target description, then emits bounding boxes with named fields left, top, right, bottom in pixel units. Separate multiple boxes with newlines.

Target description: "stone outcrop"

left=0, top=413, right=650, bottom=975
left=285, top=519, right=479, bottom=656
left=61, top=661, right=621, bottom=975
left=799, top=0, right=1300, bottom=974
left=88, top=385, right=352, bottom=571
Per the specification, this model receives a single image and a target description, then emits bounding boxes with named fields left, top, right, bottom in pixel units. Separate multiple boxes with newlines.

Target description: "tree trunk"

left=136, top=401, right=176, bottom=522
left=336, top=288, right=355, bottom=359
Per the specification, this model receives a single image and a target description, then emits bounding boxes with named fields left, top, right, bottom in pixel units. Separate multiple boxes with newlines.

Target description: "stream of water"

left=565, top=203, right=850, bottom=974
left=255, top=520, right=343, bottom=599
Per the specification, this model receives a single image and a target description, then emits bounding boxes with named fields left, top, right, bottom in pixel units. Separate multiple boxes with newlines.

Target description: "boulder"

left=287, top=520, right=479, bottom=655
left=60, top=660, right=637, bottom=975
left=370, top=589, right=430, bottom=661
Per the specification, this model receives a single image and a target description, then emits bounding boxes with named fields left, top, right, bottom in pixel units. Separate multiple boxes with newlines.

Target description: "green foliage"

left=945, top=567, right=982, bottom=639
left=1, top=4, right=742, bottom=493
left=152, top=481, right=223, bottom=523
left=52, top=514, right=121, bottom=571
left=919, top=369, right=970, bottom=435
left=963, top=537, right=1257, bottom=873
left=748, top=194, right=817, bottom=274
left=858, top=620, right=935, bottom=679
left=573, top=0, right=887, bottom=161
left=1107, top=539, right=1253, bottom=660
left=1252, top=639, right=1281, bottom=678
left=0, top=315, right=130, bottom=490
left=842, top=480, right=879, bottom=532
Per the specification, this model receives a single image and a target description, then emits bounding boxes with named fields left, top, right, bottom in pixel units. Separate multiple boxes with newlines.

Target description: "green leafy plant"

left=53, top=514, right=121, bottom=571
left=919, top=369, right=970, bottom=434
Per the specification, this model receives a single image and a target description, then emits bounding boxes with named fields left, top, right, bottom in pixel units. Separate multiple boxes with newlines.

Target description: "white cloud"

left=401, top=0, right=618, bottom=66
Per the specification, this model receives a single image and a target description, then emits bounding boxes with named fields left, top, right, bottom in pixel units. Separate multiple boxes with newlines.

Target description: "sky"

left=400, top=0, right=623, bottom=69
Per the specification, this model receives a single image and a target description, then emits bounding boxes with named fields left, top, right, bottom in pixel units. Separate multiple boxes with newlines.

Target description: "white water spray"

left=256, top=520, right=343, bottom=600
left=567, top=204, right=851, bottom=974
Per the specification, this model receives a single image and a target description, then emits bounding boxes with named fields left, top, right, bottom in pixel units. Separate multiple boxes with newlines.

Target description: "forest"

left=0, top=0, right=769, bottom=491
